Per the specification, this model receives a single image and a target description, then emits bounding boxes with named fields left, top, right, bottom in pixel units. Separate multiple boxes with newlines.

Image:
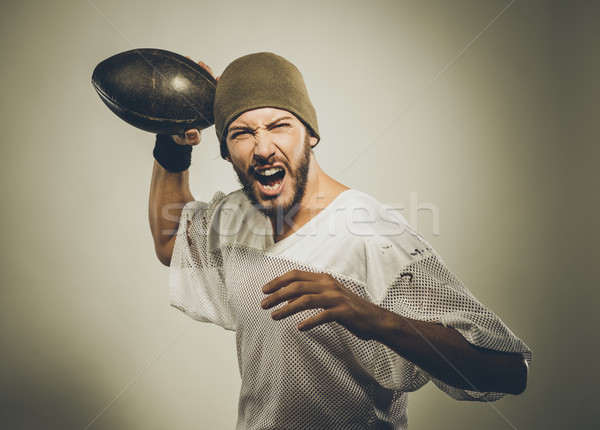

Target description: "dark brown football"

left=92, top=48, right=216, bottom=134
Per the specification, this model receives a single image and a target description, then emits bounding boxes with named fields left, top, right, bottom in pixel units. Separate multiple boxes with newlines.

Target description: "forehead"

left=229, top=107, right=299, bottom=128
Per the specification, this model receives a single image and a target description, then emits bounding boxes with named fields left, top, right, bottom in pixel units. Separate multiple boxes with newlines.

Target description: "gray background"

left=1, top=0, right=598, bottom=429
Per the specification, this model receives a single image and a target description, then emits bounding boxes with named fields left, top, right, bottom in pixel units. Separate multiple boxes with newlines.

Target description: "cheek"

left=279, top=133, right=307, bottom=158
left=231, top=158, right=250, bottom=177
left=227, top=142, right=252, bottom=166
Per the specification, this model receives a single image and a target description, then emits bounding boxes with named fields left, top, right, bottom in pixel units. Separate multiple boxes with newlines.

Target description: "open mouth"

left=254, top=166, right=286, bottom=195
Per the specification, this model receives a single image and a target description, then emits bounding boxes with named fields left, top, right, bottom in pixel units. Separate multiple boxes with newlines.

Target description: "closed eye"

left=230, top=130, right=253, bottom=139
left=270, top=122, right=291, bottom=131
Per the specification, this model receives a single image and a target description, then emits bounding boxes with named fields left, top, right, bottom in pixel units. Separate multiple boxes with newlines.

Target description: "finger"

left=184, top=128, right=201, bottom=145
left=270, top=294, right=336, bottom=321
left=262, top=271, right=295, bottom=294
left=262, top=279, right=333, bottom=309
left=184, top=56, right=217, bottom=80
left=173, top=128, right=200, bottom=145
left=262, top=270, right=320, bottom=294
left=297, top=309, right=337, bottom=331
left=197, top=61, right=215, bottom=78
left=260, top=280, right=323, bottom=309
left=169, top=129, right=200, bottom=146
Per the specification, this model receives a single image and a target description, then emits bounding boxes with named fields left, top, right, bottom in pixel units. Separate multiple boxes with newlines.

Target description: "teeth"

left=256, top=167, right=283, bottom=176
left=263, top=183, right=279, bottom=190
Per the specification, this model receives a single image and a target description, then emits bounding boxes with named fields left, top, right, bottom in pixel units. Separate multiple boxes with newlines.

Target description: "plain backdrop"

left=0, top=1, right=598, bottom=429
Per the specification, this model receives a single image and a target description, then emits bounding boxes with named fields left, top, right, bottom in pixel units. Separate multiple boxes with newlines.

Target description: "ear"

left=308, top=135, right=318, bottom=148
left=222, top=141, right=232, bottom=162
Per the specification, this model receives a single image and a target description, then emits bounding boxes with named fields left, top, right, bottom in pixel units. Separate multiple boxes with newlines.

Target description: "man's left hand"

left=260, top=270, right=387, bottom=340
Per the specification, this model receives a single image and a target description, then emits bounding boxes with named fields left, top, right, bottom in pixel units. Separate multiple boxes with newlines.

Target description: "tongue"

left=264, top=175, right=281, bottom=187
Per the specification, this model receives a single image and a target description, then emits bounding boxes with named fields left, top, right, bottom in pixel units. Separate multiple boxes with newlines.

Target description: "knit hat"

left=214, top=52, right=320, bottom=159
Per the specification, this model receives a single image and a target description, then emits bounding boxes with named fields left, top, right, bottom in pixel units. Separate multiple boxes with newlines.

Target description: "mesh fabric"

left=169, top=192, right=531, bottom=429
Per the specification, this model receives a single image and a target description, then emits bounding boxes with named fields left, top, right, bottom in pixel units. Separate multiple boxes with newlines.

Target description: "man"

left=148, top=52, right=531, bottom=429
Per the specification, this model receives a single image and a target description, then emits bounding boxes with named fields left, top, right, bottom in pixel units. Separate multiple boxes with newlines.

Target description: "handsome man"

left=149, top=52, right=531, bottom=429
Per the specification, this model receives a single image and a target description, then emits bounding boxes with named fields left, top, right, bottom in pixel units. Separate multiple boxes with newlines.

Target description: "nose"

left=253, top=129, right=276, bottom=162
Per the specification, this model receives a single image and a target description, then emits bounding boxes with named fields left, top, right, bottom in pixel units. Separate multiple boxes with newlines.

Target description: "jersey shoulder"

left=184, top=189, right=273, bottom=252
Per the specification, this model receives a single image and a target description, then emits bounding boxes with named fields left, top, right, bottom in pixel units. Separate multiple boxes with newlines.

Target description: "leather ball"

left=92, top=48, right=216, bottom=134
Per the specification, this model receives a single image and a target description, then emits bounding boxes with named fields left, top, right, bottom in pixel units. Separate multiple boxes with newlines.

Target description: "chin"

left=251, top=190, right=299, bottom=219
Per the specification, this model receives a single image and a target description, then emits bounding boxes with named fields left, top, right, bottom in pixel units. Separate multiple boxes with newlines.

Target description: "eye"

left=272, top=123, right=291, bottom=131
left=231, top=130, right=252, bottom=140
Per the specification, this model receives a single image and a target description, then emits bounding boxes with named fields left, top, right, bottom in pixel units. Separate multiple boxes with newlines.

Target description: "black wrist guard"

left=153, top=134, right=193, bottom=172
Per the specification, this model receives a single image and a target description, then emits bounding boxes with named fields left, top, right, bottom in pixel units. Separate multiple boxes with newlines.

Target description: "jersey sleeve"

left=376, top=252, right=532, bottom=401
left=168, top=192, right=237, bottom=330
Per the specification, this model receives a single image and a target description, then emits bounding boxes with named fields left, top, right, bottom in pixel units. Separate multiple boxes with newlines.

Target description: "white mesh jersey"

left=169, top=189, right=532, bottom=429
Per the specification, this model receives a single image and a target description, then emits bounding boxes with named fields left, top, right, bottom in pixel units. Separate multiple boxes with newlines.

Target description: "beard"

left=233, top=135, right=312, bottom=221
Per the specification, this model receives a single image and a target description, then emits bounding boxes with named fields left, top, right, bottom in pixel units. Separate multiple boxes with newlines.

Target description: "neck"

left=270, top=158, right=349, bottom=242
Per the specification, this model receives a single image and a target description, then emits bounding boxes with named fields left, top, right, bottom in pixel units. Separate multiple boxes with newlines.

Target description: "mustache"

left=249, top=155, right=289, bottom=172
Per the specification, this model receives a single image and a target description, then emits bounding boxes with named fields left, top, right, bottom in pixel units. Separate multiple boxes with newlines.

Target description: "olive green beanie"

left=214, top=52, right=320, bottom=159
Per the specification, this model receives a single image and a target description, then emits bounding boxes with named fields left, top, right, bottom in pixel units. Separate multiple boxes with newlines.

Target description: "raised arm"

left=148, top=131, right=199, bottom=266
left=148, top=60, right=218, bottom=266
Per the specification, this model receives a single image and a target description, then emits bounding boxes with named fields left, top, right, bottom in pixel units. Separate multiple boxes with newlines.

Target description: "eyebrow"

left=266, top=115, right=294, bottom=129
left=228, top=124, right=253, bottom=133
left=228, top=115, right=295, bottom=133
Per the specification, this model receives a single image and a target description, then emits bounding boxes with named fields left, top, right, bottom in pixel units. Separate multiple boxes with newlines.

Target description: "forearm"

left=148, top=160, right=194, bottom=265
left=374, top=309, right=528, bottom=394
